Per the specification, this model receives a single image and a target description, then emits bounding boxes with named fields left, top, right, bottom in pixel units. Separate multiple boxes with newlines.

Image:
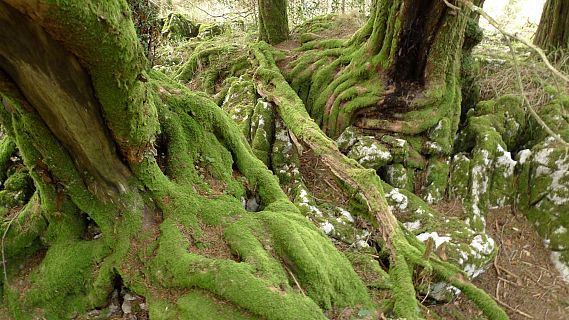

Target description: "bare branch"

left=459, top=0, right=569, bottom=83
left=457, top=0, right=569, bottom=147
left=442, top=0, right=461, bottom=11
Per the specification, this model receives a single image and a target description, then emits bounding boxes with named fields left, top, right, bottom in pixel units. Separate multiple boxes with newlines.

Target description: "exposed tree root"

left=250, top=41, right=508, bottom=319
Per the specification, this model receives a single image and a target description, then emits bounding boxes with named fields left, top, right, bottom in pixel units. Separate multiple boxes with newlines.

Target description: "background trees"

left=257, top=0, right=290, bottom=44
left=534, top=0, right=569, bottom=50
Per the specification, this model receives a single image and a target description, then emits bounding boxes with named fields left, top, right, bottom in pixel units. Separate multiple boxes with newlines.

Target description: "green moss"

left=346, top=136, right=393, bottom=170
left=148, top=298, right=178, bottom=320
left=34, top=1, right=159, bottom=150
left=150, top=218, right=332, bottom=319
left=198, top=23, right=227, bottom=39
left=449, top=153, right=471, bottom=200
left=383, top=164, right=414, bottom=192
left=0, top=136, right=16, bottom=182
left=423, top=158, right=450, bottom=204
left=390, top=235, right=420, bottom=319
left=0, top=194, right=46, bottom=258
left=524, top=93, right=569, bottom=148
left=258, top=0, right=289, bottom=44
left=220, top=77, right=257, bottom=141
left=22, top=240, right=111, bottom=318
left=161, top=13, right=199, bottom=40
left=176, top=291, right=255, bottom=320
left=271, top=118, right=302, bottom=186
left=250, top=99, right=276, bottom=165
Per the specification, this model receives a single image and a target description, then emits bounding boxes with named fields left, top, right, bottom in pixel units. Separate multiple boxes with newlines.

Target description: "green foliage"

left=128, top=0, right=162, bottom=62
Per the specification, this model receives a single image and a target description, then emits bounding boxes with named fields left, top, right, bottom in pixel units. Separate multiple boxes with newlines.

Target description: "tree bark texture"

left=534, top=0, right=569, bottom=50
left=258, top=0, right=290, bottom=44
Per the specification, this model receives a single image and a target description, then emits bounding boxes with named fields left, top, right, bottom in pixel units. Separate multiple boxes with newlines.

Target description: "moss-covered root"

left=402, top=232, right=509, bottom=320
left=135, top=73, right=373, bottom=318
left=251, top=42, right=508, bottom=319
left=0, top=136, right=16, bottom=182
left=252, top=41, right=422, bottom=317
left=149, top=213, right=373, bottom=320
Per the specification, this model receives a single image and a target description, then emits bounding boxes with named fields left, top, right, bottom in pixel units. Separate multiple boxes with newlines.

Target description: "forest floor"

left=2, top=11, right=569, bottom=320
left=300, top=146, right=569, bottom=320
left=429, top=207, right=569, bottom=320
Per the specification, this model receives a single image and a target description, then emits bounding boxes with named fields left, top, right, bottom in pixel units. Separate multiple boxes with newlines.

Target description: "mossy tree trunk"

left=534, top=0, right=569, bottom=51
left=257, top=0, right=290, bottom=44
left=290, top=0, right=482, bottom=139
left=0, top=1, right=373, bottom=318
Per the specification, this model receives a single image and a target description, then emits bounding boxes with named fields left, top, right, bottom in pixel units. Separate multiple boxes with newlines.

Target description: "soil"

left=299, top=148, right=350, bottom=210
left=428, top=207, right=569, bottom=320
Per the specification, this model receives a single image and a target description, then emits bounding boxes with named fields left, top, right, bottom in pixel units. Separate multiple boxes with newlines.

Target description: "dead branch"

left=455, top=0, right=569, bottom=147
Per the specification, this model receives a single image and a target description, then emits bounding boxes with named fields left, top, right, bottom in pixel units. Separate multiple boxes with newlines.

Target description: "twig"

left=193, top=4, right=253, bottom=20
left=493, top=256, right=501, bottom=277
left=441, top=0, right=460, bottom=11
left=494, top=296, right=535, bottom=319
left=283, top=264, right=306, bottom=296
left=498, top=276, right=521, bottom=287
left=496, top=265, right=520, bottom=280
left=1, top=209, right=23, bottom=284
left=459, top=0, right=568, bottom=83
left=288, top=129, right=304, bottom=154
left=456, top=0, right=569, bottom=147
left=496, top=279, right=501, bottom=300
left=505, top=39, right=569, bottom=147
left=421, top=285, right=431, bottom=304
left=323, top=179, right=341, bottom=195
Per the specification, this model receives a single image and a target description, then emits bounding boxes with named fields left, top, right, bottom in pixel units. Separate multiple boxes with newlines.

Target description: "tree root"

left=251, top=41, right=508, bottom=319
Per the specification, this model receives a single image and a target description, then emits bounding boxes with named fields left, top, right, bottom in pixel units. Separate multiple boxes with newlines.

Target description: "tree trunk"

left=258, top=0, right=290, bottom=44
left=534, top=0, right=569, bottom=50
left=0, top=1, right=371, bottom=318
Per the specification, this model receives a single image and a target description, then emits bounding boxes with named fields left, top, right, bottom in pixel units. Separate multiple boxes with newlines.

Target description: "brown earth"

left=298, top=148, right=569, bottom=319
left=429, top=207, right=569, bottom=320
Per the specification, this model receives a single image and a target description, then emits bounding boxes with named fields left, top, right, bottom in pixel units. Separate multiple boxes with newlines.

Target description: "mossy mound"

left=198, top=23, right=227, bottom=39
left=161, top=12, right=199, bottom=40
left=516, top=93, right=569, bottom=275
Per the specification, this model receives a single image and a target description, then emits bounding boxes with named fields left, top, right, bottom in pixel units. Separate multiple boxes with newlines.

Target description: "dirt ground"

left=429, top=207, right=569, bottom=320
left=299, top=147, right=569, bottom=319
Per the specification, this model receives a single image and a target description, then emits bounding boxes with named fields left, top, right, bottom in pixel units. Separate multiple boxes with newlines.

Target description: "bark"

left=534, top=0, right=569, bottom=50
left=257, top=0, right=290, bottom=44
